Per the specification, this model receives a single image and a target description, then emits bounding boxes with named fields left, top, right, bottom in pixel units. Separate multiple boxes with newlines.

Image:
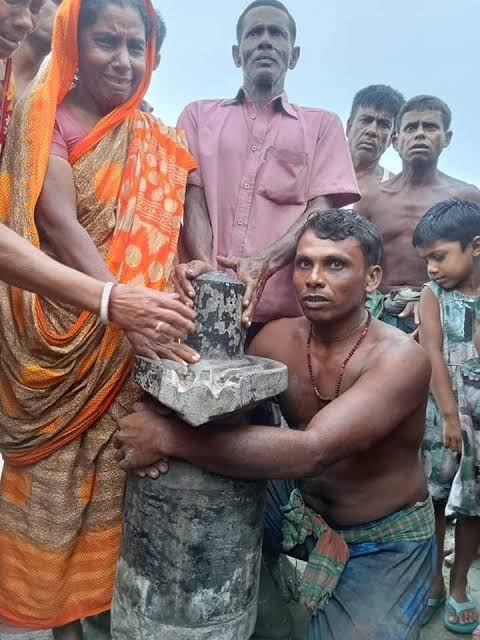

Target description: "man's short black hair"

left=396, top=95, right=452, bottom=132
left=299, top=209, right=383, bottom=267
left=413, top=199, right=480, bottom=250
left=236, top=0, right=296, bottom=43
left=349, top=84, right=405, bottom=124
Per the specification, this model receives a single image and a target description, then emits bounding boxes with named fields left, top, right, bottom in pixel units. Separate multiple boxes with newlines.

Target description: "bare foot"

left=52, top=620, right=84, bottom=640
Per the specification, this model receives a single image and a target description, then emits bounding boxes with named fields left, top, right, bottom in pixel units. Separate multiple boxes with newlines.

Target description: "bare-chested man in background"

left=358, top=95, right=480, bottom=331
left=346, top=84, right=404, bottom=196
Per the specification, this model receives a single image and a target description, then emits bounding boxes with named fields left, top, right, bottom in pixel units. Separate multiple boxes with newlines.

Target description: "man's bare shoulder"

left=366, top=320, right=431, bottom=383
left=248, top=317, right=307, bottom=361
left=440, top=173, right=480, bottom=203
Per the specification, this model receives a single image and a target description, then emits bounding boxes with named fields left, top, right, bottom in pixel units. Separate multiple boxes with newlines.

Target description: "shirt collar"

left=221, top=88, right=298, bottom=119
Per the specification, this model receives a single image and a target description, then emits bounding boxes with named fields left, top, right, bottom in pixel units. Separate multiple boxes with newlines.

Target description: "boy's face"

left=417, top=239, right=479, bottom=290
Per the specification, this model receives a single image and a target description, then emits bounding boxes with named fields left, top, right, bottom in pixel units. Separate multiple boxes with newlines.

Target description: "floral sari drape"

left=0, top=0, right=195, bottom=628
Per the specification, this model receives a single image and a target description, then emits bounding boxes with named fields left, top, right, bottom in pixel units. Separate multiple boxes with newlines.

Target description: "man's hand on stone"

left=134, top=459, right=170, bottom=480
left=173, top=259, right=214, bottom=303
left=217, top=255, right=271, bottom=327
left=114, top=401, right=180, bottom=472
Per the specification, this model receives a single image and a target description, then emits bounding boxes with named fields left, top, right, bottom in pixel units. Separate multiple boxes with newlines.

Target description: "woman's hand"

left=110, top=284, right=197, bottom=340
left=125, top=330, right=199, bottom=364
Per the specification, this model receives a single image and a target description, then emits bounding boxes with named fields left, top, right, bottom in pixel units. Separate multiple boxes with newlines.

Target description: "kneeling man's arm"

left=115, top=342, right=430, bottom=478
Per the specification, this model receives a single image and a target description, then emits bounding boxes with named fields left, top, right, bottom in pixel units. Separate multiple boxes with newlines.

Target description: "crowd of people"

left=0, top=0, right=479, bottom=638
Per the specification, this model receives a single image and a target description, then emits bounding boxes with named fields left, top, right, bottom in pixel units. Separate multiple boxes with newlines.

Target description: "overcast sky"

left=147, top=0, right=477, bottom=186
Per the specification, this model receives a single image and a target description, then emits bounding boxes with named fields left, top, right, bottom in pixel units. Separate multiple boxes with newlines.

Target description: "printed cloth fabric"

left=280, top=488, right=434, bottom=614
left=0, top=0, right=195, bottom=628
left=261, top=479, right=435, bottom=640
left=366, top=288, right=421, bottom=333
left=421, top=281, right=480, bottom=515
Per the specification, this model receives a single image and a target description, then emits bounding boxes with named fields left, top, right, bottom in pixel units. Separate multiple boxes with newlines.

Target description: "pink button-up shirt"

left=178, top=90, right=360, bottom=322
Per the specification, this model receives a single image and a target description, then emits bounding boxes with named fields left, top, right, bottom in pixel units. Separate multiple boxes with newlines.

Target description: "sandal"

left=444, top=594, right=479, bottom=634
left=422, top=593, right=446, bottom=626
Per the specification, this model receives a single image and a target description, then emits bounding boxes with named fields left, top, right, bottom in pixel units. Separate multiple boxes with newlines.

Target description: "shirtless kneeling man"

left=115, top=209, right=435, bottom=640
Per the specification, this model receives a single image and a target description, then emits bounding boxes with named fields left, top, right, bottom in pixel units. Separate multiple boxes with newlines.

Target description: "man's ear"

left=232, top=44, right=241, bottom=68
left=444, top=130, right=453, bottom=148
left=289, top=46, right=300, bottom=69
left=471, top=235, right=480, bottom=258
left=346, top=118, right=352, bottom=137
left=392, top=133, right=399, bottom=152
left=365, top=265, right=383, bottom=294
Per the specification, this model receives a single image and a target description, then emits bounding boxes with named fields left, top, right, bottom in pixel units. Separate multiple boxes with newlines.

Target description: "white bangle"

left=100, top=282, right=115, bottom=324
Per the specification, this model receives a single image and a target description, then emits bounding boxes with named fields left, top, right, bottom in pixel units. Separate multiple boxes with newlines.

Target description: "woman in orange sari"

left=0, top=0, right=197, bottom=636
left=0, top=0, right=194, bottom=345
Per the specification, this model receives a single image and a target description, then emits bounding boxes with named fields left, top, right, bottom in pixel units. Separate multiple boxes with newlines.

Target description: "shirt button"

left=237, top=219, right=243, bottom=226
left=251, top=113, right=256, bottom=120
left=251, top=145, right=257, bottom=152
left=244, top=183, right=250, bottom=190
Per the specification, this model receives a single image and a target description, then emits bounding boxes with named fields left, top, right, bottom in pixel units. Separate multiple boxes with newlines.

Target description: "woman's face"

left=77, top=1, right=147, bottom=112
left=0, top=0, right=43, bottom=59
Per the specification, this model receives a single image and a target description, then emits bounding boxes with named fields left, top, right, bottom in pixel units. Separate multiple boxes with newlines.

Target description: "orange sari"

left=0, top=0, right=195, bottom=629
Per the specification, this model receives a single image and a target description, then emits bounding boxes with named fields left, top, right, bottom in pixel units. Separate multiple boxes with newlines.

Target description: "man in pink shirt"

left=176, top=0, right=359, bottom=332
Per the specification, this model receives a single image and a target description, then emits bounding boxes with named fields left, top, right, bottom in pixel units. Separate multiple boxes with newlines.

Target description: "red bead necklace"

left=307, top=311, right=371, bottom=403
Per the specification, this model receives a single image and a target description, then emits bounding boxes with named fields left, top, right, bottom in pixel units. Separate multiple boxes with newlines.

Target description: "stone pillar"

left=111, top=272, right=288, bottom=640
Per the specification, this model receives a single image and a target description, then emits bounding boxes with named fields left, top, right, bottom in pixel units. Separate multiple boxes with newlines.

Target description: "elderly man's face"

left=0, top=0, right=43, bottom=59
left=233, top=6, right=299, bottom=91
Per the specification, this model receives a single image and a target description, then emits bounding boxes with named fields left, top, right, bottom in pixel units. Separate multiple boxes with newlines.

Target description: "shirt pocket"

left=257, top=147, right=308, bottom=205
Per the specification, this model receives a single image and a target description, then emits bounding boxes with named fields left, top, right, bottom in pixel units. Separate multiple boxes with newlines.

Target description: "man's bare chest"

left=280, top=361, right=364, bottom=429
left=372, top=187, right=462, bottom=239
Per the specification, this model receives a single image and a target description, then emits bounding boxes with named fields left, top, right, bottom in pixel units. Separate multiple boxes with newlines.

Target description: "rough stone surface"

left=113, top=272, right=285, bottom=640
left=133, top=271, right=288, bottom=426
left=133, top=356, right=287, bottom=427
left=112, top=465, right=266, bottom=639
left=185, top=271, right=246, bottom=359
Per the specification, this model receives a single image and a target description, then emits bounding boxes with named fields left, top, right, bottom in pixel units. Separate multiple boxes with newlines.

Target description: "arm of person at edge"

left=114, top=329, right=431, bottom=478
left=0, top=222, right=199, bottom=348
left=35, top=155, right=199, bottom=363
left=419, top=286, right=462, bottom=452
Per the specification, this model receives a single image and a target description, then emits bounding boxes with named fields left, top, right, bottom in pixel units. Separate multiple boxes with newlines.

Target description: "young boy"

left=414, top=199, right=480, bottom=634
